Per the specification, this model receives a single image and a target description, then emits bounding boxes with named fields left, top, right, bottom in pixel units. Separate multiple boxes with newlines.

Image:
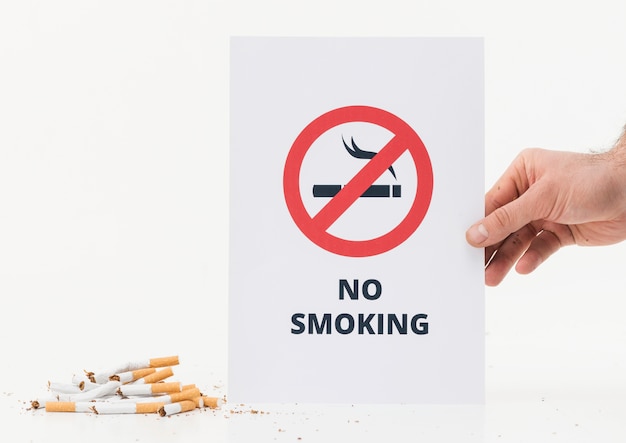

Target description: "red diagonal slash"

left=311, top=134, right=407, bottom=231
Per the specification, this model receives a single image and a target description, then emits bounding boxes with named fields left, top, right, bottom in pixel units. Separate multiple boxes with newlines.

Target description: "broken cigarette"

left=71, top=373, right=93, bottom=385
left=90, top=356, right=179, bottom=384
left=132, top=367, right=174, bottom=385
left=109, top=367, right=156, bottom=383
left=47, top=382, right=83, bottom=394
left=132, top=387, right=201, bottom=404
left=34, top=380, right=121, bottom=408
left=33, top=354, right=221, bottom=416
left=158, top=400, right=196, bottom=417
left=193, top=396, right=223, bottom=409
left=48, top=380, right=102, bottom=394
left=45, top=401, right=166, bottom=414
left=118, top=382, right=181, bottom=397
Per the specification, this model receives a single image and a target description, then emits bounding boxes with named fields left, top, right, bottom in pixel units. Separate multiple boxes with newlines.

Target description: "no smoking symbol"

left=283, top=105, right=433, bottom=257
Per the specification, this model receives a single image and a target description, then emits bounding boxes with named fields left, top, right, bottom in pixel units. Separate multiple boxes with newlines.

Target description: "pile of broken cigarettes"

left=30, top=355, right=223, bottom=417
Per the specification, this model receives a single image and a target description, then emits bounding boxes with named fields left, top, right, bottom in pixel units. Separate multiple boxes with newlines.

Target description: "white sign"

left=229, top=37, right=484, bottom=404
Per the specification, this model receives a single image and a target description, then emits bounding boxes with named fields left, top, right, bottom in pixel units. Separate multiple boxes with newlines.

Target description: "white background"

left=1, top=1, right=626, bottom=442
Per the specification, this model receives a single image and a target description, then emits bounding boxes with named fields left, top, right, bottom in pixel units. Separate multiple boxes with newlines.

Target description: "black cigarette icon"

left=313, top=184, right=401, bottom=198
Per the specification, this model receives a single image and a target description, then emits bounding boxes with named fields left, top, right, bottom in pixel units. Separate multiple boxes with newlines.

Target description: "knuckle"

left=491, top=205, right=514, bottom=230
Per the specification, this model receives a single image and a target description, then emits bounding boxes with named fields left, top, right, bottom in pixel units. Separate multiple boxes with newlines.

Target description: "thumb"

left=466, top=189, right=543, bottom=247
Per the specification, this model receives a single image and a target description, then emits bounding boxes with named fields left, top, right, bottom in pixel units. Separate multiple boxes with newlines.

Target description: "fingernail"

left=468, top=223, right=489, bottom=244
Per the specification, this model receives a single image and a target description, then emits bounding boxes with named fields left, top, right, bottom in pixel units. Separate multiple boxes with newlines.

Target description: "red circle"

left=283, top=105, right=433, bottom=257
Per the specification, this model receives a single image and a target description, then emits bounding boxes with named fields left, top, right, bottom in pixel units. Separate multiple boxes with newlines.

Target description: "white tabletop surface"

left=2, top=1, right=626, bottom=441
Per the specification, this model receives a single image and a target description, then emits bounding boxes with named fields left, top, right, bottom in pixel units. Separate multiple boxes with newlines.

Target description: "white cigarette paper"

left=48, top=380, right=101, bottom=394
left=91, top=402, right=165, bottom=414
left=66, top=380, right=121, bottom=401
left=71, top=373, right=92, bottom=385
left=47, top=382, right=83, bottom=394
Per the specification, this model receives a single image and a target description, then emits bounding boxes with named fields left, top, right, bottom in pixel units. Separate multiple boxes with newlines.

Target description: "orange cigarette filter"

left=130, top=367, right=157, bottom=380
left=135, top=402, right=166, bottom=414
left=177, top=400, right=197, bottom=413
left=149, top=356, right=179, bottom=368
left=168, top=387, right=201, bottom=403
left=137, top=367, right=174, bottom=384
left=151, top=382, right=181, bottom=394
left=46, top=402, right=76, bottom=413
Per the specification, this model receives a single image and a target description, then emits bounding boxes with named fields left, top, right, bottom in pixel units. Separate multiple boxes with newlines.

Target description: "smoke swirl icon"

left=312, top=136, right=401, bottom=198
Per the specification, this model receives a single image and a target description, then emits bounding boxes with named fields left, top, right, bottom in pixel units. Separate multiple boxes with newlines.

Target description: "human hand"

left=466, top=144, right=626, bottom=286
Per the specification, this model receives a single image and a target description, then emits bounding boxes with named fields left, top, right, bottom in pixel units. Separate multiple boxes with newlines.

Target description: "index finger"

left=485, top=154, right=530, bottom=217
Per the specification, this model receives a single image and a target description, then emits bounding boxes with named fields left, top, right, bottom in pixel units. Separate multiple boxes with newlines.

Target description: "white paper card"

left=229, top=37, right=484, bottom=404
